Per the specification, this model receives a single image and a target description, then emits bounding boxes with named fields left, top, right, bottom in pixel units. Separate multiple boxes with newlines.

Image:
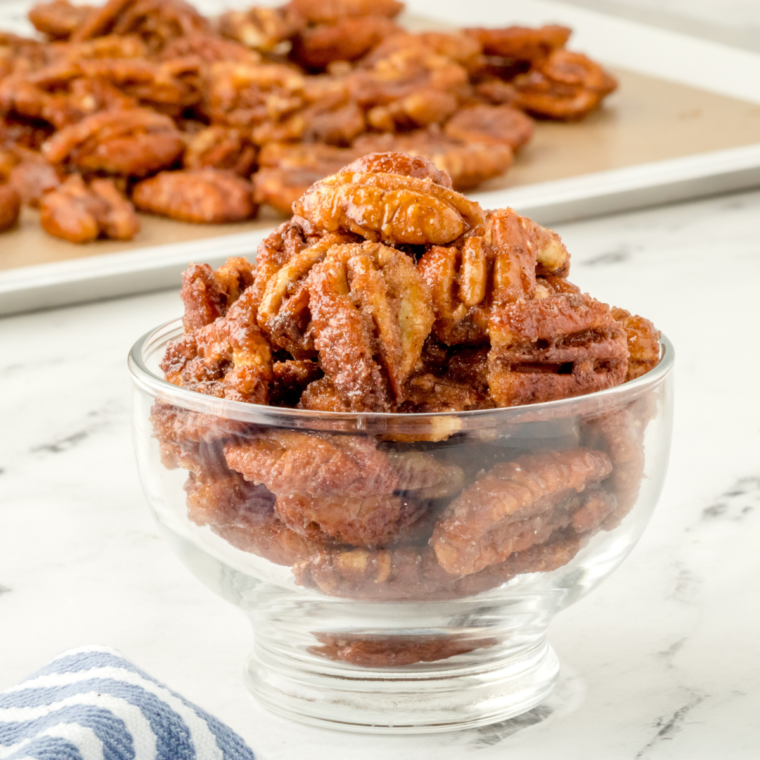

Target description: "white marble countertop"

left=2, top=1, right=760, bottom=757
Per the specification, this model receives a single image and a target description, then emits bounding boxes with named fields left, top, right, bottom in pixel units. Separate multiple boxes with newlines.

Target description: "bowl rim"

left=128, top=318, right=674, bottom=433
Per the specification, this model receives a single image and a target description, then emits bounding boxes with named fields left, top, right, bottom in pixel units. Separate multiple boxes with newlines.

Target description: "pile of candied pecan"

left=0, top=0, right=618, bottom=242
left=152, top=153, right=660, bottom=661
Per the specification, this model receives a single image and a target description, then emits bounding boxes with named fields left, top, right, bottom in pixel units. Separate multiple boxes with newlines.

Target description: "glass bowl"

left=129, top=318, right=674, bottom=734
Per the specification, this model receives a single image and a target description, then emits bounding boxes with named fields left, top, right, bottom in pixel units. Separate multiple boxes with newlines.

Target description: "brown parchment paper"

left=1, top=67, right=759, bottom=274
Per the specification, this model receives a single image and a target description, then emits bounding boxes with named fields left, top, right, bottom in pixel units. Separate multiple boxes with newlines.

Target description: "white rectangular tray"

left=1, top=0, right=760, bottom=316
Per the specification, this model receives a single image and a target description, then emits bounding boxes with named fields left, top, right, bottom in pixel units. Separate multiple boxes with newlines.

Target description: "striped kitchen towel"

left=0, top=645, right=256, bottom=760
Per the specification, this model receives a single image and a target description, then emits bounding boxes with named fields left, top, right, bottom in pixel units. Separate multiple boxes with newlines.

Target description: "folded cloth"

left=0, top=645, right=256, bottom=760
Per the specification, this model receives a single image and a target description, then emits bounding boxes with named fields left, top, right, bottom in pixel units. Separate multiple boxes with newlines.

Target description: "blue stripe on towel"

left=0, top=645, right=256, bottom=760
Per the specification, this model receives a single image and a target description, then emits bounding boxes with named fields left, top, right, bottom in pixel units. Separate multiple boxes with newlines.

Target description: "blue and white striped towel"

left=0, top=645, right=256, bottom=760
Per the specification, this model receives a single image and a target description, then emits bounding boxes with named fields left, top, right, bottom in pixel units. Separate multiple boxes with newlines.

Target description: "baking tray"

left=1, top=0, right=759, bottom=316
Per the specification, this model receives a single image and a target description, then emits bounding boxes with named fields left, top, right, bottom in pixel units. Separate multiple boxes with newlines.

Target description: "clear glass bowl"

left=129, top=319, right=674, bottom=733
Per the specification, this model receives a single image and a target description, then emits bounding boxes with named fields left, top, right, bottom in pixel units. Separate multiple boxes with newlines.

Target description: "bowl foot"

left=244, top=633, right=559, bottom=733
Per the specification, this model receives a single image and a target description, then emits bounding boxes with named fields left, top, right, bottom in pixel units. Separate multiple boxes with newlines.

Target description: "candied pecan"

left=0, top=75, right=80, bottom=130
left=350, top=48, right=468, bottom=129
left=249, top=219, right=316, bottom=312
left=612, top=307, right=660, bottom=381
left=446, top=346, right=490, bottom=394
left=204, top=61, right=306, bottom=142
left=132, top=169, right=257, bottom=224
left=444, top=104, right=534, bottom=150
left=361, top=31, right=482, bottom=70
left=185, top=468, right=314, bottom=566
left=344, top=150, right=452, bottom=187
left=306, top=242, right=434, bottom=409
left=42, top=108, right=184, bottom=177
left=487, top=293, right=628, bottom=407
left=311, top=633, right=490, bottom=667
left=224, top=430, right=399, bottom=498
left=0, top=114, right=53, bottom=152
left=387, top=451, right=465, bottom=500
left=218, top=6, right=303, bottom=53
left=274, top=491, right=425, bottom=547
left=466, top=25, right=571, bottom=63
left=253, top=143, right=360, bottom=215
left=293, top=161, right=485, bottom=245
left=299, top=77, right=366, bottom=145
left=295, top=527, right=589, bottom=601
left=431, top=448, right=613, bottom=575
left=157, top=32, right=260, bottom=65
left=399, top=373, right=492, bottom=413
left=452, top=529, right=586, bottom=597
left=297, top=377, right=349, bottom=412
left=29, top=0, right=93, bottom=41
left=183, top=127, right=257, bottom=177
left=513, top=49, right=617, bottom=120
left=352, top=130, right=513, bottom=191
left=72, top=0, right=212, bottom=53
left=292, top=17, right=399, bottom=70
left=7, top=157, right=61, bottom=207
left=473, top=79, right=520, bottom=106
left=417, top=208, right=569, bottom=346
left=536, top=273, right=581, bottom=297
left=150, top=402, right=249, bottom=453
left=0, top=184, right=21, bottom=232
left=270, top=359, right=323, bottom=407
left=582, top=403, right=651, bottom=527
left=180, top=257, right=254, bottom=332
left=289, top=0, right=403, bottom=24
left=39, top=174, right=139, bottom=243
left=160, top=289, right=273, bottom=404
left=293, top=545, right=454, bottom=600
left=255, top=232, right=353, bottom=356
left=73, top=56, right=203, bottom=116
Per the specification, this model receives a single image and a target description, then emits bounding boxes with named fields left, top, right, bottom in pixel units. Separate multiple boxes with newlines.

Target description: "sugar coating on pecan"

left=293, top=165, right=485, bottom=245
left=582, top=401, right=653, bottom=527
left=269, top=358, right=323, bottom=408
left=274, top=492, right=425, bottom=547
left=513, top=50, right=618, bottom=120
left=488, top=293, right=628, bottom=407
left=180, top=257, right=255, bottom=332
left=431, top=448, right=613, bottom=575
left=225, top=430, right=399, bottom=498
left=132, top=169, right=257, bottom=223
left=292, top=17, right=400, bottom=71
left=444, top=104, right=534, bottom=150
left=161, top=289, right=273, bottom=404
left=612, top=307, right=661, bottom=381
left=39, top=174, right=139, bottom=243
left=418, top=207, right=570, bottom=346
left=182, top=127, right=257, bottom=177
left=186, top=468, right=315, bottom=566
left=42, top=108, right=184, bottom=177
left=466, top=25, right=571, bottom=63
left=306, top=241, right=434, bottom=409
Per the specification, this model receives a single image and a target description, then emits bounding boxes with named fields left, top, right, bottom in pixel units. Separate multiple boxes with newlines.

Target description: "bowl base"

left=244, top=635, right=559, bottom=734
